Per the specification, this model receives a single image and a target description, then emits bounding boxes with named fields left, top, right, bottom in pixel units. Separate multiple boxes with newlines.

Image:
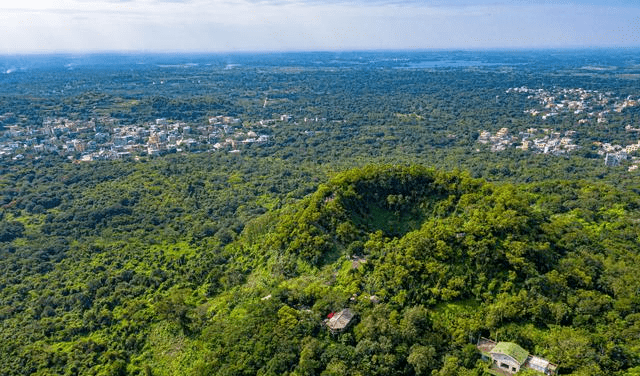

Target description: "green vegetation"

left=2, top=161, right=640, bottom=375
left=2, top=51, right=640, bottom=374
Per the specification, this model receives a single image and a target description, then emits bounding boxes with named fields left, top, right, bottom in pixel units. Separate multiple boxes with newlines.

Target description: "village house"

left=325, top=308, right=355, bottom=334
left=477, top=338, right=557, bottom=375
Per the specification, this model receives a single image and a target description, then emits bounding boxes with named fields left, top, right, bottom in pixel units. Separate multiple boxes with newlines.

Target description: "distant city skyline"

left=1, top=0, right=639, bottom=53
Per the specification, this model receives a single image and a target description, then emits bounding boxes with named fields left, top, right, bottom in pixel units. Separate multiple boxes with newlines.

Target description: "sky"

left=1, top=0, right=639, bottom=53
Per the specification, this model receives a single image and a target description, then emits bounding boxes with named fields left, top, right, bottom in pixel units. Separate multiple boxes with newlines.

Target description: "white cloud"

left=0, top=0, right=638, bottom=52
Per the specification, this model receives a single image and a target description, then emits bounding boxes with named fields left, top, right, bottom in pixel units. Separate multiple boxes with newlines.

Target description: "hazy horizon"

left=3, top=45, right=640, bottom=56
left=2, top=0, right=639, bottom=54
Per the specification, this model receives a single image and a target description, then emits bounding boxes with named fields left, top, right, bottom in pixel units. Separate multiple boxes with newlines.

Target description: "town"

left=0, top=114, right=282, bottom=162
left=1, top=85, right=639, bottom=173
left=479, top=86, right=640, bottom=171
left=0, top=110, right=341, bottom=162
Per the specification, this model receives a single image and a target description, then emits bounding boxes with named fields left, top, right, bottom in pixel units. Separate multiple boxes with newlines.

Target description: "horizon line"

left=3, top=45, right=640, bottom=56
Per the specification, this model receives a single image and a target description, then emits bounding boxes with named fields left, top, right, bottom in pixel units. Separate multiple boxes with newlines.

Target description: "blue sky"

left=0, top=0, right=639, bottom=53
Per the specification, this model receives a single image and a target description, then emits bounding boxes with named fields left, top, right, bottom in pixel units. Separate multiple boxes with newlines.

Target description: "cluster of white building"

left=0, top=113, right=277, bottom=162
left=595, top=141, right=640, bottom=170
left=478, top=125, right=640, bottom=170
left=478, top=127, right=579, bottom=155
left=478, top=127, right=513, bottom=152
left=0, top=110, right=336, bottom=162
left=508, top=86, right=638, bottom=125
left=0, top=116, right=96, bottom=160
left=502, top=86, right=640, bottom=170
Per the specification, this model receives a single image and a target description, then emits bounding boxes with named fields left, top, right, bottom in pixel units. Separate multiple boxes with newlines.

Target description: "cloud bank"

left=1, top=0, right=639, bottom=52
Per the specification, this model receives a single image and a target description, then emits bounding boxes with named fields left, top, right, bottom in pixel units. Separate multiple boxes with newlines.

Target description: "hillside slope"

left=155, top=165, right=640, bottom=376
left=2, top=164, right=640, bottom=375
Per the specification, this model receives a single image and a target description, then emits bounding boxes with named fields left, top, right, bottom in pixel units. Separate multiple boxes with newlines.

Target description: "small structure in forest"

left=477, top=337, right=557, bottom=375
left=325, top=308, right=355, bottom=334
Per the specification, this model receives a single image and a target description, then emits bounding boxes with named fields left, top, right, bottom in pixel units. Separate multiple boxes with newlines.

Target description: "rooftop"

left=491, top=342, right=529, bottom=365
left=527, top=356, right=549, bottom=369
left=326, top=308, right=355, bottom=333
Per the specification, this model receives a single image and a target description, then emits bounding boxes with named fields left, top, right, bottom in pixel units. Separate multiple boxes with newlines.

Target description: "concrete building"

left=477, top=338, right=557, bottom=375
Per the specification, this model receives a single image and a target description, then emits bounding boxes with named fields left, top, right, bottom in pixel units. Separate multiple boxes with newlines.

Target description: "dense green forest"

left=2, top=51, right=640, bottom=375
left=2, top=159, right=640, bottom=375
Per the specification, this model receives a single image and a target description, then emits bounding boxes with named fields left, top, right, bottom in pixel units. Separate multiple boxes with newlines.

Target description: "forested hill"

left=211, top=165, right=640, bottom=376
left=3, top=162, right=640, bottom=375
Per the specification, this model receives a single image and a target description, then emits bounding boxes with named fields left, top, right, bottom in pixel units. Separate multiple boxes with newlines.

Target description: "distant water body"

left=1, top=49, right=640, bottom=73
left=395, top=60, right=518, bottom=69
